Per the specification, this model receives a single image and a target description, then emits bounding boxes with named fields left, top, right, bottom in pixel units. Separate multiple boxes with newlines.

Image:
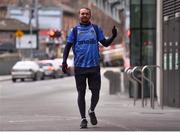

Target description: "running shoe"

left=80, top=118, right=88, bottom=128
left=88, top=109, right=97, bottom=125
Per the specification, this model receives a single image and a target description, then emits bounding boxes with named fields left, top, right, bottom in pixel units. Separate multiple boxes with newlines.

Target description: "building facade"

left=130, top=0, right=180, bottom=107
left=161, top=0, right=180, bottom=107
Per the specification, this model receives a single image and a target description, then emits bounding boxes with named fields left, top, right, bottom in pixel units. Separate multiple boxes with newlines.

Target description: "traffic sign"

left=15, top=30, right=24, bottom=38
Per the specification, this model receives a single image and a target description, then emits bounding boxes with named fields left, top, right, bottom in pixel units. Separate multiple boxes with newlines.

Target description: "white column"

left=156, top=0, right=163, bottom=105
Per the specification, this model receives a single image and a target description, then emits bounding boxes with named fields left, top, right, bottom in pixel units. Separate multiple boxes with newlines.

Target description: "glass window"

left=132, top=0, right=140, bottom=4
left=131, top=30, right=141, bottom=66
left=142, top=4, right=156, bottom=28
left=130, top=0, right=156, bottom=66
left=142, top=30, right=156, bottom=65
left=143, top=0, right=156, bottom=4
left=131, top=5, right=141, bottom=28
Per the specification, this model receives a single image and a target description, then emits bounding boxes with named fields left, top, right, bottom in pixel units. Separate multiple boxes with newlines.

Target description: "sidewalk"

left=98, top=93, right=180, bottom=131
left=99, top=68, right=180, bottom=131
left=0, top=75, right=11, bottom=81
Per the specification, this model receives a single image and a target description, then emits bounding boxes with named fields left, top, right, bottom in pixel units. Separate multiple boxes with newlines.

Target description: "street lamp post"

left=29, top=15, right=33, bottom=59
left=29, top=0, right=39, bottom=59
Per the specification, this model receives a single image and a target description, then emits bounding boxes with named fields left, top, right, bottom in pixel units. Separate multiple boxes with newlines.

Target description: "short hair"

left=79, top=7, right=91, bottom=14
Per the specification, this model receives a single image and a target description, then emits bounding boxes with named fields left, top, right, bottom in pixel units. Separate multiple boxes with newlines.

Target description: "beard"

left=81, top=17, right=90, bottom=23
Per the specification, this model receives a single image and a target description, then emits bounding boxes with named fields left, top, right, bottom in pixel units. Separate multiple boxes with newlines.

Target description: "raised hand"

left=112, top=26, right=117, bottom=38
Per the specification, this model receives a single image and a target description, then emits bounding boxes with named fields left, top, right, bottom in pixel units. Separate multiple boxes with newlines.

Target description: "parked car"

left=54, top=58, right=74, bottom=76
left=38, top=60, right=63, bottom=78
left=11, top=60, right=44, bottom=82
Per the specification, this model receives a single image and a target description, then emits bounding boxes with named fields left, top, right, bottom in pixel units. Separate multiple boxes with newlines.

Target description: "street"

left=1, top=70, right=180, bottom=131
left=0, top=76, right=93, bottom=131
left=0, top=72, right=122, bottom=131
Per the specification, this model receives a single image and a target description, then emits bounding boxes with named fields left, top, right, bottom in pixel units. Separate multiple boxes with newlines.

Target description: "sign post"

left=15, top=30, right=24, bottom=59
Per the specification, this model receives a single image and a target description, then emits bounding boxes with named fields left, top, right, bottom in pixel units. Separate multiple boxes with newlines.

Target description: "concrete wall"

left=0, top=53, right=19, bottom=75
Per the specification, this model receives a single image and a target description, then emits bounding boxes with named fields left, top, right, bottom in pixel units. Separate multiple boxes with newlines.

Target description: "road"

left=1, top=69, right=180, bottom=131
left=0, top=73, right=121, bottom=131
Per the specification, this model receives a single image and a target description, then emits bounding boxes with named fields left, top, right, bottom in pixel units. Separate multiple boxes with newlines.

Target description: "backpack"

left=72, top=24, right=99, bottom=44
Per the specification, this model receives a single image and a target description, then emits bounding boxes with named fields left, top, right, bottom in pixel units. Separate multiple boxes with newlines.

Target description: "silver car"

left=38, top=62, right=57, bottom=78
left=39, top=60, right=63, bottom=78
left=54, top=58, right=74, bottom=76
left=11, top=60, right=44, bottom=82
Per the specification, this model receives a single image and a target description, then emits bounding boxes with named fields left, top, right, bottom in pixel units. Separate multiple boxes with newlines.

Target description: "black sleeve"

left=99, top=35, right=116, bottom=47
left=62, top=43, right=72, bottom=64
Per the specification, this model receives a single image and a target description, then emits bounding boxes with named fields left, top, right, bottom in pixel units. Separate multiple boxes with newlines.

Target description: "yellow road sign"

left=15, top=30, right=24, bottom=38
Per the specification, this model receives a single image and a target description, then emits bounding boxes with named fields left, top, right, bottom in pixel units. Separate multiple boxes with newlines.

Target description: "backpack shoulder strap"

left=92, top=24, right=99, bottom=41
left=72, top=24, right=99, bottom=44
left=72, top=26, right=78, bottom=44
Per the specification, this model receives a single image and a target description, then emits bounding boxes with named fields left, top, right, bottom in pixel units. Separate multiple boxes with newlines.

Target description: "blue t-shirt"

left=67, top=23, right=105, bottom=68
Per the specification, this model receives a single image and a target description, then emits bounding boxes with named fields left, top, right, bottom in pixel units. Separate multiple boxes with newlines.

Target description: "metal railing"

left=131, top=66, right=143, bottom=106
left=125, top=67, right=139, bottom=105
left=125, top=66, right=143, bottom=106
left=124, top=65, right=163, bottom=109
left=141, top=65, right=163, bottom=109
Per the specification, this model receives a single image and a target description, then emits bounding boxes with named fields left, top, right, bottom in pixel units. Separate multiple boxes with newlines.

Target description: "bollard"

left=104, top=70, right=120, bottom=95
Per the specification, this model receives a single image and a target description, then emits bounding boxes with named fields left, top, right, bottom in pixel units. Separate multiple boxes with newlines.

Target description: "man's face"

left=79, top=8, right=91, bottom=23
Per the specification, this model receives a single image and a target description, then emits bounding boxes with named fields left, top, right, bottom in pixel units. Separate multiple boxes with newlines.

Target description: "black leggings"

left=75, top=72, right=101, bottom=119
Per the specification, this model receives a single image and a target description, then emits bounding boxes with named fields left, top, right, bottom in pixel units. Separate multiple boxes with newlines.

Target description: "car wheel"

left=12, top=78, right=16, bottom=82
left=33, top=74, right=37, bottom=81
left=33, top=77, right=37, bottom=81
left=36, top=72, right=43, bottom=80
left=41, top=75, right=45, bottom=80
left=53, top=71, right=57, bottom=79
left=59, top=74, right=63, bottom=78
left=21, top=78, right=24, bottom=82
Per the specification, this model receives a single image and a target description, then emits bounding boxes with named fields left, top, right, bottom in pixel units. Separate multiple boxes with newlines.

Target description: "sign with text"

left=16, top=34, right=37, bottom=49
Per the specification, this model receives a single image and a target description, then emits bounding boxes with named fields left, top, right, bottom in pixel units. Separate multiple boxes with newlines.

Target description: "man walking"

left=62, top=7, right=117, bottom=128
